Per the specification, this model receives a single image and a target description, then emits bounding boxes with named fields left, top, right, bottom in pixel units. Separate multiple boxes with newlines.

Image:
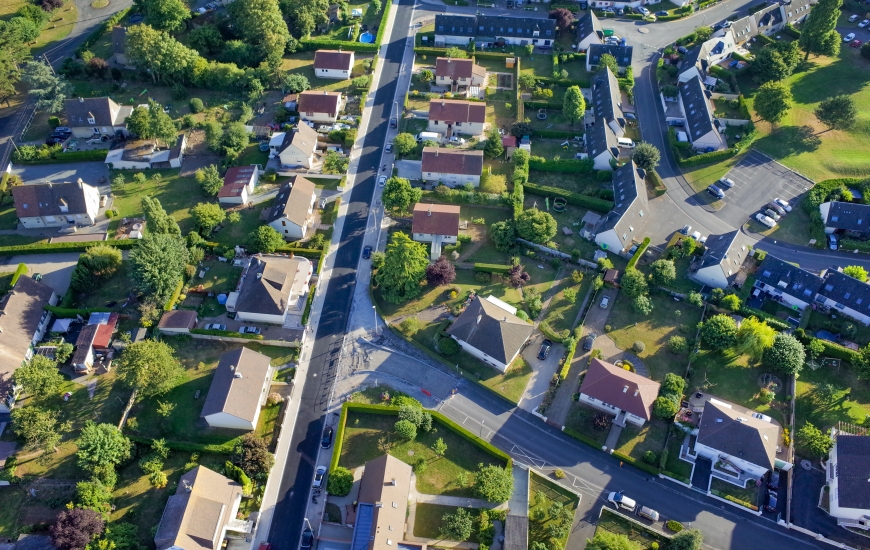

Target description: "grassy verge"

left=596, top=508, right=671, bottom=548
left=413, top=503, right=482, bottom=540
left=710, top=477, right=760, bottom=510
left=663, top=433, right=692, bottom=482
left=613, top=419, right=670, bottom=466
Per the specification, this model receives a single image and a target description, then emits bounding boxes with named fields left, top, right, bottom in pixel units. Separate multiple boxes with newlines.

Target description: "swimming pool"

left=359, top=32, right=374, bottom=43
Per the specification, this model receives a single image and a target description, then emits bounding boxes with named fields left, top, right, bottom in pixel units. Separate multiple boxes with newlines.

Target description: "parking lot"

left=712, top=150, right=814, bottom=228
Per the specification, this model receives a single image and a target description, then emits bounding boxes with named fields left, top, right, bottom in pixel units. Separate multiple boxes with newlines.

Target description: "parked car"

left=385, top=143, right=393, bottom=153
left=321, top=427, right=334, bottom=449
left=707, top=185, right=725, bottom=199
left=828, top=234, right=839, bottom=250
left=507, top=0, right=514, bottom=7
left=449, top=136, right=466, bottom=144
left=691, top=230, right=702, bottom=241
left=850, top=39, right=862, bottom=47
left=764, top=208, right=781, bottom=222
left=377, top=175, right=387, bottom=187
left=204, top=323, right=226, bottom=331
left=774, top=198, right=792, bottom=212
left=608, top=492, right=637, bottom=512
left=768, top=471, right=781, bottom=490
left=718, top=177, right=735, bottom=189
left=638, top=506, right=660, bottom=522
left=755, top=213, right=777, bottom=228
left=656, top=10, right=668, bottom=16
left=362, top=245, right=372, bottom=259
left=844, top=32, right=856, bottom=41
left=765, top=490, right=778, bottom=512
left=668, top=119, right=685, bottom=127
left=583, top=332, right=596, bottom=351
left=767, top=201, right=786, bottom=216
left=624, top=112, right=637, bottom=121
left=677, top=46, right=689, bottom=54
left=300, top=527, right=314, bottom=549
left=679, top=224, right=692, bottom=235
left=390, top=117, right=397, bottom=128
left=600, top=295, right=611, bottom=309
left=849, top=14, right=859, bottom=21
left=538, top=339, right=553, bottom=360
left=860, top=18, right=870, bottom=27
left=238, top=326, right=261, bottom=335
left=615, top=7, right=624, bottom=15
left=313, top=465, right=327, bottom=488
left=637, top=6, right=650, bottom=15
left=579, top=0, right=588, bottom=8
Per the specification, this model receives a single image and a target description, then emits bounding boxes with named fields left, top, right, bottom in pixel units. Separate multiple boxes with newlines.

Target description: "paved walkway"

left=604, top=421, right=624, bottom=452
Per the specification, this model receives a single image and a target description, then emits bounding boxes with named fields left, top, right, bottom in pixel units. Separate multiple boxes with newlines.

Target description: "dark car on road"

left=321, top=427, right=333, bottom=449
left=768, top=471, right=780, bottom=490
left=538, top=339, right=552, bottom=360
left=668, top=119, right=685, bottom=127
left=300, top=527, right=314, bottom=549
left=656, top=10, right=668, bottom=16
left=583, top=332, right=596, bottom=351
left=766, top=490, right=778, bottom=512
left=390, top=117, right=397, bottom=129
left=362, top=245, right=372, bottom=259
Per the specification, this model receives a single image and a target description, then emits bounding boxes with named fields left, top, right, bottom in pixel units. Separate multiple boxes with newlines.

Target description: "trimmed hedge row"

left=563, top=427, right=602, bottom=448
left=10, top=263, right=27, bottom=287
left=612, top=450, right=660, bottom=475
left=524, top=182, right=613, bottom=213
left=528, top=76, right=591, bottom=89
left=431, top=408, right=512, bottom=467
left=677, top=148, right=739, bottom=167
left=126, top=434, right=235, bottom=454
left=413, top=48, right=514, bottom=61
left=474, top=263, right=512, bottom=274
left=300, top=40, right=378, bottom=52
left=0, top=239, right=138, bottom=256
left=559, top=326, right=583, bottom=380
left=523, top=100, right=563, bottom=110
left=529, top=157, right=594, bottom=174
left=783, top=23, right=801, bottom=38
left=840, top=239, right=870, bottom=253
left=329, top=403, right=350, bottom=472
left=163, top=280, right=185, bottom=311
left=647, top=170, right=667, bottom=196
left=738, top=306, right=792, bottom=331
left=18, top=149, right=110, bottom=164
left=45, top=305, right=111, bottom=318
left=626, top=237, right=651, bottom=269
left=189, top=328, right=264, bottom=340
left=530, top=129, right=583, bottom=139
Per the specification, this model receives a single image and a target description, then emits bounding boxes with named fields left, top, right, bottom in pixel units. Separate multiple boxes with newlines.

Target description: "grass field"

left=109, top=169, right=202, bottom=235
left=338, top=410, right=506, bottom=497
left=613, top=419, right=670, bottom=465
left=413, top=503, right=484, bottom=540
left=795, top=362, right=870, bottom=440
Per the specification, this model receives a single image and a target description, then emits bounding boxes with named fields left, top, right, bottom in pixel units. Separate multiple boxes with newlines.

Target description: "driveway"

left=0, top=253, right=80, bottom=294
left=395, top=160, right=422, bottom=180
left=519, top=335, right=563, bottom=414
left=11, top=161, right=110, bottom=187
left=788, top=463, right=870, bottom=547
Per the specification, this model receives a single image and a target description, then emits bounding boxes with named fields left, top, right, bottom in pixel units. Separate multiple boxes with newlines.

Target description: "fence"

left=188, top=332, right=301, bottom=348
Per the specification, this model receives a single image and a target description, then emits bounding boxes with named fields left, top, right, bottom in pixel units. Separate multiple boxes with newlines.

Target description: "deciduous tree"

left=736, top=316, right=776, bottom=360
left=232, top=433, right=274, bottom=480
left=474, top=464, right=514, bottom=503
left=426, top=256, right=456, bottom=286
left=394, top=419, right=417, bottom=440
left=382, top=177, right=422, bottom=213
left=548, top=7, right=575, bottom=30
left=433, top=437, right=447, bottom=457
left=649, top=259, right=676, bottom=286
left=620, top=268, right=648, bottom=297
left=507, top=264, right=531, bottom=288
left=441, top=508, right=473, bottom=541
left=754, top=81, right=792, bottom=125
left=76, top=422, right=132, bottom=474
left=125, top=24, right=199, bottom=83
left=227, top=0, right=289, bottom=66
left=632, top=142, right=660, bottom=171
left=75, top=480, right=114, bottom=517
left=14, top=355, right=64, bottom=398
left=327, top=467, right=354, bottom=496
left=489, top=220, right=516, bottom=252
left=632, top=294, right=653, bottom=315
left=700, top=314, right=737, bottom=350
left=669, top=529, right=704, bottom=550
left=585, top=530, right=641, bottom=550
left=323, top=151, right=349, bottom=174
left=190, top=202, right=227, bottom=234
left=799, top=0, right=842, bottom=60
left=195, top=165, right=223, bottom=196
left=50, top=509, right=104, bottom=550
left=143, top=0, right=191, bottom=32
left=562, top=85, right=585, bottom=125
left=515, top=208, right=557, bottom=244
left=797, top=422, right=833, bottom=457
left=374, top=232, right=429, bottom=303
left=815, top=95, right=857, bottom=131
left=249, top=225, right=285, bottom=253
left=444, top=46, right=468, bottom=58
left=393, top=133, right=417, bottom=156
left=762, top=332, right=806, bottom=374
left=598, top=54, right=619, bottom=76
left=115, top=339, right=183, bottom=397
left=129, top=233, right=188, bottom=299
left=11, top=406, right=70, bottom=454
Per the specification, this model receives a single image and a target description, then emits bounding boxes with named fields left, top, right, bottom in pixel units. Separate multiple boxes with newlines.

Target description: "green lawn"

left=75, top=262, right=135, bottom=310
left=605, top=292, right=703, bottom=380
left=413, top=503, right=483, bottom=540
left=110, top=170, right=203, bottom=235
left=189, top=260, right=244, bottom=294
left=256, top=402, right=282, bottom=443
left=596, top=508, right=671, bottom=548
left=30, top=0, right=77, bottom=54
left=795, top=362, right=870, bottom=449
left=613, top=419, right=670, bottom=465
left=211, top=204, right=271, bottom=248
left=456, top=353, right=533, bottom=404
left=663, top=432, right=692, bottom=482
left=338, top=411, right=506, bottom=497
left=528, top=473, right=579, bottom=549
left=543, top=275, right=592, bottom=335
left=747, top=200, right=815, bottom=246
left=564, top=402, right=610, bottom=446
left=0, top=486, right=25, bottom=538
left=710, top=477, right=760, bottom=509
left=520, top=54, right=557, bottom=79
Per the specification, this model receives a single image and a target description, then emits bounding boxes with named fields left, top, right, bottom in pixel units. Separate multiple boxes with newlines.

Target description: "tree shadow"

left=789, top=55, right=870, bottom=106
left=753, top=125, right=821, bottom=157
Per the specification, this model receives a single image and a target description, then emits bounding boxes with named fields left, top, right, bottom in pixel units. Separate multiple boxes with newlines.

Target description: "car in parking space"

left=707, top=185, right=725, bottom=199
left=668, top=119, right=685, bottom=127
left=238, top=326, right=261, bottom=335
left=849, top=14, right=859, bottom=21
left=850, top=39, right=862, bottom=48
left=764, top=208, right=781, bottom=222
left=765, top=490, right=778, bottom=512
left=677, top=46, right=689, bottom=54
left=608, top=492, right=637, bottom=512
left=637, top=6, right=650, bottom=15
left=691, top=230, right=702, bottom=241
left=844, top=32, right=856, bottom=42
left=313, top=465, right=327, bottom=488
left=538, top=339, right=553, bottom=360
left=507, top=0, right=513, bottom=7
left=767, top=201, right=786, bottom=216
left=656, top=10, right=668, bottom=16
left=204, top=323, right=226, bottom=331
left=390, top=117, right=397, bottom=128
left=774, top=198, right=792, bottom=212
left=583, top=332, right=596, bottom=351
left=362, top=245, right=372, bottom=259
left=579, top=0, right=588, bottom=8
left=828, top=234, right=839, bottom=250
left=768, top=471, right=781, bottom=490
left=600, top=295, right=610, bottom=309
left=756, top=213, right=777, bottom=228
left=321, top=427, right=334, bottom=449
left=385, top=143, right=393, bottom=153
left=615, top=6, right=623, bottom=15
left=377, top=175, right=387, bottom=186
left=860, top=18, right=870, bottom=27
left=638, top=506, right=660, bottom=522
left=679, top=224, right=691, bottom=235
left=300, top=527, right=313, bottom=549
left=718, top=177, right=735, bottom=189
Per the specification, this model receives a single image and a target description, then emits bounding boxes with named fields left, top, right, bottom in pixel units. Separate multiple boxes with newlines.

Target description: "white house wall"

left=577, top=34, right=601, bottom=52
left=694, top=441, right=769, bottom=479
left=592, top=151, right=614, bottom=171
left=414, top=233, right=457, bottom=245
left=427, top=120, right=486, bottom=136
left=595, top=229, right=623, bottom=253
left=694, top=265, right=729, bottom=289
left=270, top=218, right=305, bottom=240
left=218, top=189, right=248, bottom=205
left=315, top=67, right=351, bottom=79
left=757, top=282, right=811, bottom=310
left=204, top=411, right=256, bottom=430
left=421, top=171, right=481, bottom=187
left=692, top=129, right=726, bottom=151
left=452, top=337, right=509, bottom=373
left=301, top=111, right=339, bottom=123
left=817, top=296, right=870, bottom=325
left=279, top=147, right=314, bottom=169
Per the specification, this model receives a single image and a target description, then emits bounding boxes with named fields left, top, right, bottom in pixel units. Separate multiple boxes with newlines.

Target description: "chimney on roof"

left=391, top=478, right=396, bottom=486
left=182, top=479, right=192, bottom=492
left=427, top=206, right=432, bottom=216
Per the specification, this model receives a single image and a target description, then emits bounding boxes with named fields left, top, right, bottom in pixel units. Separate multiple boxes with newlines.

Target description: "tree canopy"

left=13, top=355, right=64, bottom=398
left=562, top=85, right=586, bottom=125
left=489, top=220, right=516, bottom=252
left=232, top=433, right=274, bottom=480
left=483, top=127, right=504, bottom=158
left=599, top=54, right=619, bottom=76
left=754, top=81, right=793, bottom=125
left=669, top=529, right=704, bottom=550
left=762, top=332, right=806, bottom=374
left=441, top=508, right=474, bottom=541
left=735, top=316, right=776, bottom=360
left=426, top=256, right=456, bottom=286
left=124, top=99, right=178, bottom=147
left=142, top=0, right=190, bottom=32
left=393, top=133, right=417, bottom=156
left=227, top=0, right=289, bottom=66
left=374, top=232, right=429, bottom=303
left=141, top=196, right=181, bottom=236
left=11, top=406, right=70, bottom=454
left=195, top=165, right=223, bottom=196
left=22, top=60, right=72, bottom=113
left=796, top=422, right=833, bottom=457
left=382, top=177, right=422, bottom=213
left=620, top=268, right=648, bottom=297
left=584, top=530, right=641, bottom=550
left=515, top=208, right=557, bottom=244
left=700, top=314, right=738, bottom=350
left=632, top=142, right=661, bottom=171
left=115, top=339, right=184, bottom=397
left=249, top=225, right=285, bottom=253
left=76, top=422, right=132, bottom=473
left=50, top=509, right=105, bottom=550
left=129, top=233, right=189, bottom=299
left=190, top=202, right=227, bottom=234
left=799, top=0, right=842, bottom=59
left=474, top=464, right=514, bottom=503
left=649, top=259, right=676, bottom=286
left=844, top=265, right=868, bottom=281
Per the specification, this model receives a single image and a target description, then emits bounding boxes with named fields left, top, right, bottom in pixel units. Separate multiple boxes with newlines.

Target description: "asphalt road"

left=264, top=1, right=415, bottom=548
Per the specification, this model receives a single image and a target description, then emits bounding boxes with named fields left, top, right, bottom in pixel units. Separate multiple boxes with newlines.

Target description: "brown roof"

left=64, top=97, right=129, bottom=127
left=0, top=276, right=56, bottom=406
left=579, top=358, right=661, bottom=420
left=428, top=99, right=486, bottom=124
left=218, top=166, right=257, bottom=198
left=157, top=310, right=197, bottom=330
left=314, top=49, right=354, bottom=71
left=154, top=466, right=243, bottom=550
left=697, top=399, right=780, bottom=470
left=268, top=176, right=316, bottom=227
left=421, top=147, right=483, bottom=176
left=355, top=455, right=413, bottom=550
left=92, top=313, right=118, bottom=348
left=201, top=347, right=272, bottom=423
left=13, top=180, right=97, bottom=219
left=72, top=324, right=99, bottom=365
left=412, top=202, right=460, bottom=237
left=279, top=122, right=319, bottom=157
left=233, top=255, right=313, bottom=316
left=435, top=57, right=474, bottom=79
left=297, top=91, right=342, bottom=115
left=502, top=135, right=518, bottom=148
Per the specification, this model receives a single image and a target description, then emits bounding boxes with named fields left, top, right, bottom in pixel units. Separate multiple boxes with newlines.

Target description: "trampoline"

left=552, top=197, right=567, bottom=212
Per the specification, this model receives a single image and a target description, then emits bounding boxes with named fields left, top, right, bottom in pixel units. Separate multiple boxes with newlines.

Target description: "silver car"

left=238, top=326, right=261, bottom=335
left=313, top=465, right=327, bottom=488
left=204, top=323, right=226, bottom=331
left=600, top=295, right=610, bottom=309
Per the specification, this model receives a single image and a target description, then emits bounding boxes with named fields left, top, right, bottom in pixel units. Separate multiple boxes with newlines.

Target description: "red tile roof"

left=298, top=91, right=342, bottom=115
left=579, top=358, right=661, bottom=420
left=421, top=147, right=483, bottom=176
left=314, top=50, right=354, bottom=71
left=412, top=203, right=461, bottom=236
left=428, top=99, right=486, bottom=124
left=502, top=135, right=518, bottom=148
left=92, top=313, right=118, bottom=348
left=435, top=57, right=474, bottom=79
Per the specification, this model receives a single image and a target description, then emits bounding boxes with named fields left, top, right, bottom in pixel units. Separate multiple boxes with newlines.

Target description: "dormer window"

left=87, top=114, right=96, bottom=125
left=533, top=30, right=539, bottom=37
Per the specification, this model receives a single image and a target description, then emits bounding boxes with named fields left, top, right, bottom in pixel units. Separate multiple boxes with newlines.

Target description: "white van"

left=617, top=137, right=635, bottom=149
left=416, top=132, right=442, bottom=143
left=608, top=492, right=636, bottom=512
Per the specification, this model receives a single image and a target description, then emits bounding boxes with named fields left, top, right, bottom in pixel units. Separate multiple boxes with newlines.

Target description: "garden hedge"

left=301, top=284, right=317, bottom=325
left=0, top=239, right=138, bottom=256
left=16, top=149, right=110, bottom=164
left=300, top=40, right=378, bottom=52
left=524, top=182, right=613, bottom=213
left=76, top=7, right=130, bottom=55
left=676, top=148, right=739, bottom=167
left=559, top=326, right=583, bottom=380
left=647, top=170, right=667, bottom=196
left=529, top=158, right=594, bottom=174
left=563, top=427, right=602, bottom=448
left=163, top=280, right=185, bottom=311
left=45, top=305, right=112, bottom=318
left=523, top=100, right=563, bottom=110
left=611, top=450, right=660, bottom=475
left=10, top=263, right=28, bottom=287
left=840, top=239, right=870, bottom=253
left=783, top=23, right=801, bottom=38
left=526, top=76, right=591, bottom=88
left=473, top=263, right=512, bottom=274
left=738, top=306, right=792, bottom=331
left=530, top=129, right=584, bottom=139
left=414, top=47, right=518, bottom=60
left=189, top=328, right=264, bottom=340
left=626, top=237, right=651, bottom=269
left=126, top=434, right=235, bottom=454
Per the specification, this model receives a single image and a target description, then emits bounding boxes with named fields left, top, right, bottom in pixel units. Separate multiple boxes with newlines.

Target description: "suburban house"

left=313, top=49, right=355, bottom=79
left=754, top=4, right=786, bottom=36
left=154, top=466, right=248, bottom=550
left=350, top=455, right=413, bottom=550
left=201, top=347, right=273, bottom=430
left=585, top=121, right=618, bottom=171
left=104, top=135, right=187, bottom=169
left=825, top=424, right=870, bottom=531
left=297, top=91, right=343, bottom=123
left=433, top=14, right=556, bottom=48
left=819, top=201, right=870, bottom=238
left=269, top=123, right=319, bottom=170
left=411, top=202, right=461, bottom=260
left=421, top=147, right=483, bottom=187
left=12, top=180, right=101, bottom=229
left=225, top=254, right=314, bottom=326
left=815, top=269, right=870, bottom=326
left=446, top=295, right=533, bottom=373
left=218, top=166, right=259, bottom=205
left=678, top=76, right=726, bottom=151
left=71, top=312, right=118, bottom=373
left=586, top=43, right=633, bottom=74
left=783, top=0, right=813, bottom=26
left=678, top=32, right=736, bottom=84
left=266, top=176, right=317, bottom=241
left=157, top=310, right=198, bottom=334
left=684, top=397, right=788, bottom=487
left=591, top=67, right=626, bottom=138
left=428, top=99, right=487, bottom=138
left=593, top=161, right=648, bottom=253
left=575, top=12, right=604, bottom=52
left=727, top=0, right=807, bottom=46
left=434, top=57, right=487, bottom=94
left=64, top=97, right=132, bottom=138
left=752, top=255, right=823, bottom=311
left=577, top=357, right=661, bottom=427
left=689, top=230, right=753, bottom=289
left=0, top=276, right=58, bottom=413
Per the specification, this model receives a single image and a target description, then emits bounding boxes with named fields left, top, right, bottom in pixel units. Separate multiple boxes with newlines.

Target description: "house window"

left=282, top=221, right=286, bottom=226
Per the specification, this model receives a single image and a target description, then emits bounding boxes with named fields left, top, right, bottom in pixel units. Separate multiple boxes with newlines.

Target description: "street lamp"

left=480, top=419, right=485, bottom=438
left=372, top=305, right=378, bottom=335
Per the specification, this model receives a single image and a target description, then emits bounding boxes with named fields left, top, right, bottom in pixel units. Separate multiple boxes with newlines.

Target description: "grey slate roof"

left=695, top=230, right=752, bottom=284
left=586, top=120, right=618, bottom=163
left=596, top=161, right=648, bottom=245
left=447, top=296, right=533, bottom=365
left=819, top=269, right=870, bottom=314
left=64, top=97, right=130, bottom=127
left=697, top=399, right=779, bottom=470
left=680, top=45, right=704, bottom=75
left=12, top=180, right=96, bottom=219
left=680, top=76, right=717, bottom=143
left=434, top=14, right=555, bottom=40
left=201, top=347, right=272, bottom=423
left=755, top=4, right=784, bottom=30
left=588, top=43, right=633, bottom=67
left=575, top=12, right=603, bottom=42
left=234, top=255, right=310, bottom=316
left=591, top=67, right=624, bottom=129
left=823, top=201, right=870, bottom=232
left=756, top=255, right=823, bottom=301
left=268, top=176, right=316, bottom=227
left=833, top=434, right=870, bottom=510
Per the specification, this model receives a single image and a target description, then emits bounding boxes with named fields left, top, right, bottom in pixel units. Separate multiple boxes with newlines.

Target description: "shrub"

left=667, top=520, right=684, bottom=532
left=327, top=466, right=354, bottom=496
left=643, top=450, right=657, bottom=464
left=189, top=98, right=204, bottom=113
left=554, top=468, right=565, bottom=479
left=437, top=337, right=460, bottom=355
left=394, top=419, right=417, bottom=440
left=633, top=341, right=645, bottom=352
